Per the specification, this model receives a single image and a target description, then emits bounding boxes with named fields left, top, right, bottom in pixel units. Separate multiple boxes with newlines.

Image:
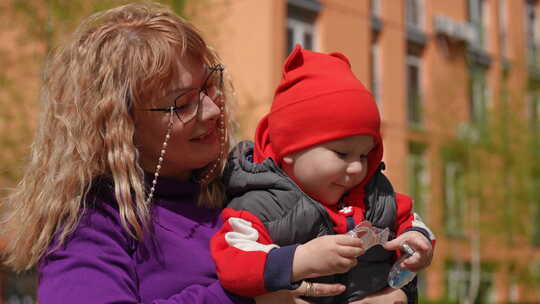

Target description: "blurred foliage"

left=0, top=0, right=187, bottom=187
left=441, top=76, right=540, bottom=296
left=11, top=0, right=187, bottom=50
left=427, top=46, right=540, bottom=300
left=443, top=100, right=534, bottom=243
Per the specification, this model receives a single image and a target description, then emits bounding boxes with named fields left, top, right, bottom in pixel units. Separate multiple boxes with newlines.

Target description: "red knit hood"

left=254, top=45, right=383, bottom=206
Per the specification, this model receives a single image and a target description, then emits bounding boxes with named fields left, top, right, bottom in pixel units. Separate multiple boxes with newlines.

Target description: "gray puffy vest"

left=224, top=141, right=400, bottom=303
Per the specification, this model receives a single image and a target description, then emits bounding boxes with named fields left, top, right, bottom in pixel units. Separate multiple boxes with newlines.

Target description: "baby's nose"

left=346, top=161, right=364, bottom=175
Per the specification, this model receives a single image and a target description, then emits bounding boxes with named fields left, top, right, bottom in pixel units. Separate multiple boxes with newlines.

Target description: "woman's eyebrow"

left=167, top=87, right=195, bottom=95
left=147, top=88, right=195, bottom=109
left=162, top=87, right=196, bottom=100
left=161, top=66, right=212, bottom=101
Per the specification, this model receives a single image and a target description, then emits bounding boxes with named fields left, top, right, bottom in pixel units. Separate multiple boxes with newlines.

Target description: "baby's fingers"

left=401, top=253, right=424, bottom=272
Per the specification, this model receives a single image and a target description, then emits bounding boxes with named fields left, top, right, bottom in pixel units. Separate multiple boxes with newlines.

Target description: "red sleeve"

left=211, top=208, right=298, bottom=297
left=395, top=193, right=436, bottom=246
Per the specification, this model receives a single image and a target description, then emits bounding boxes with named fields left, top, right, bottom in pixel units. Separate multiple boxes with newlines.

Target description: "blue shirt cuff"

left=404, top=227, right=432, bottom=242
left=263, top=244, right=299, bottom=291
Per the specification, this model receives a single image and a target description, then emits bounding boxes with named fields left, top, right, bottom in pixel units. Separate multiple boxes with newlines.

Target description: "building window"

left=445, top=261, right=495, bottom=303
left=526, top=0, right=539, bottom=69
left=446, top=262, right=471, bottom=301
left=468, top=0, right=487, bottom=49
left=370, top=38, right=382, bottom=112
left=286, top=5, right=317, bottom=55
left=406, top=0, right=424, bottom=30
left=443, top=160, right=465, bottom=236
left=529, top=91, right=540, bottom=247
left=407, top=55, right=422, bottom=127
left=469, top=64, right=489, bottom=124
left=498, top=0, right=508, bottom=57
left=407, top=143, right=428, bottom=218
left=529, top=90, right=540, bottom=130
left=508, top=272, right=520, bottom=302
left=4, top=270, right=37, bottom=304
left=370, top=0, right=383, bottom=31
left=533, top=201, right=540, bottom=247
left=370, top=0, right=380, bottom=17
left=530, top=261, right=540, bottom=297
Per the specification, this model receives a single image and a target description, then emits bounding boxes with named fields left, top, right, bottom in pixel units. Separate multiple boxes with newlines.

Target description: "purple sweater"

left=38, top=177, right=253, bottom=304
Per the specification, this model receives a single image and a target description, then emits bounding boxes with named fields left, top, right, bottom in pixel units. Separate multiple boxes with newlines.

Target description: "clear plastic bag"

left=346, top=222, right=417, bottom=289
left=346, top=220, right=390, bottom=250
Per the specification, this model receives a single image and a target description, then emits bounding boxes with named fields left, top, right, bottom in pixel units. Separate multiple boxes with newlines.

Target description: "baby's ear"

left=282, top=155, right=294, bottom=165
left=282, top=44, right=304, bottom=76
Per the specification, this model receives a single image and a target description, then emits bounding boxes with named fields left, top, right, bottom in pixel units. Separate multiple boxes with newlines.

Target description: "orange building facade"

left=193, top=0, right=540, bottom=303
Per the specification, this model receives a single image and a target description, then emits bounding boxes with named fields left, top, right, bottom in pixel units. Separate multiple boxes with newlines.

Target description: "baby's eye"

left=333, top=150, right=347, bottom=158
left=360, top=154, right=369, bottom=160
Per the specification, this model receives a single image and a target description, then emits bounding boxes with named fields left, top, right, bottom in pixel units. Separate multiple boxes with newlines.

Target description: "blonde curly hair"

left=2, top=2, right=234, bottom=271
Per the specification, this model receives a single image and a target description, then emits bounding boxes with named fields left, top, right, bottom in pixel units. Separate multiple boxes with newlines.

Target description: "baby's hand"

left=292, top=235, right=365, bottom=281
left=383, top=231, right=433, bottom=272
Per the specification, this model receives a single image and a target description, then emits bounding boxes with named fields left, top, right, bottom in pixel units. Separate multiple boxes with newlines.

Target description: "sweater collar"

left=144, top=172, right=200, bottom=201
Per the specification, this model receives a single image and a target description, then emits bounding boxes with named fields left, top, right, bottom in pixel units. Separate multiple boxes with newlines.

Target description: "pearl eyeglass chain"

left=197, top=102, right=226, bottom=184
left=145, top=103, right=226, bottom=203
left=145, top=107, right=175, bottom=205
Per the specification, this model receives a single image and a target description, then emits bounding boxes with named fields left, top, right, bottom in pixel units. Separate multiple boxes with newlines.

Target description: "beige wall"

left=318, top=1, right=370, bottom=83
left=378, top=0, right=408, bottom=194
left=192, top=0, right=286, bottom=140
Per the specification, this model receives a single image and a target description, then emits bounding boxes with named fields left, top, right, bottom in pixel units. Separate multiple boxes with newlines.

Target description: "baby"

left=212, top=45, right=435, bottom=303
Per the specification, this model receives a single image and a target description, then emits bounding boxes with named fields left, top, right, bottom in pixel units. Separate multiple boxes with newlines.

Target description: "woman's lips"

left=190, top=128, right=217, bottom=142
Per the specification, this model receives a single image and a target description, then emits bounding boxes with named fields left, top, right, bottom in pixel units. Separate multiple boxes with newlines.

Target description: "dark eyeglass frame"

left=143, top=64, right=224, bottom=124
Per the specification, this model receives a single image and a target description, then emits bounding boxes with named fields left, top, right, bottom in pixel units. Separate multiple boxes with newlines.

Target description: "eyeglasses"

left=144, top=64, right=224, bottom=124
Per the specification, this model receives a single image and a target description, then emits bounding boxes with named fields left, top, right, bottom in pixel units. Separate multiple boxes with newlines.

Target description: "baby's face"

left=282, top=135, right=374, bottom=204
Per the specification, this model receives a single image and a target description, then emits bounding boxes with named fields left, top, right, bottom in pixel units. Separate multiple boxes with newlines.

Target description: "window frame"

left=371, top=0, right=381, bottom=17
left=526, top=0, right=539, bottom=69
left=445, top=261, right=495, bottom=303
left=406, top=55, right=423, bottom=128
left=286, top=14, right=318, bottom=55
left=469, top=64, right=489, bottom=125
left=498, top=0, right=508, bottom=57
left=528, top=90, right=540, bottom=130
left=370, top=39, right=382, bottom=113
left=405, top=0, right=424, bottom=30
left=443, top=160, right=466, bottom=236
left=407, top=143, right=429, bottom=218
left=468, top=0, right=487, bottom=49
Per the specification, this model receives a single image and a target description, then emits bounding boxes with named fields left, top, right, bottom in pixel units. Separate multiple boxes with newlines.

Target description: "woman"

left=1, top=2, right=355, bottom=303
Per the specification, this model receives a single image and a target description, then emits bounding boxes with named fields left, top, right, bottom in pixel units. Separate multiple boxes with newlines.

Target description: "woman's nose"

left=197, top=93, right=221, bottom=122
